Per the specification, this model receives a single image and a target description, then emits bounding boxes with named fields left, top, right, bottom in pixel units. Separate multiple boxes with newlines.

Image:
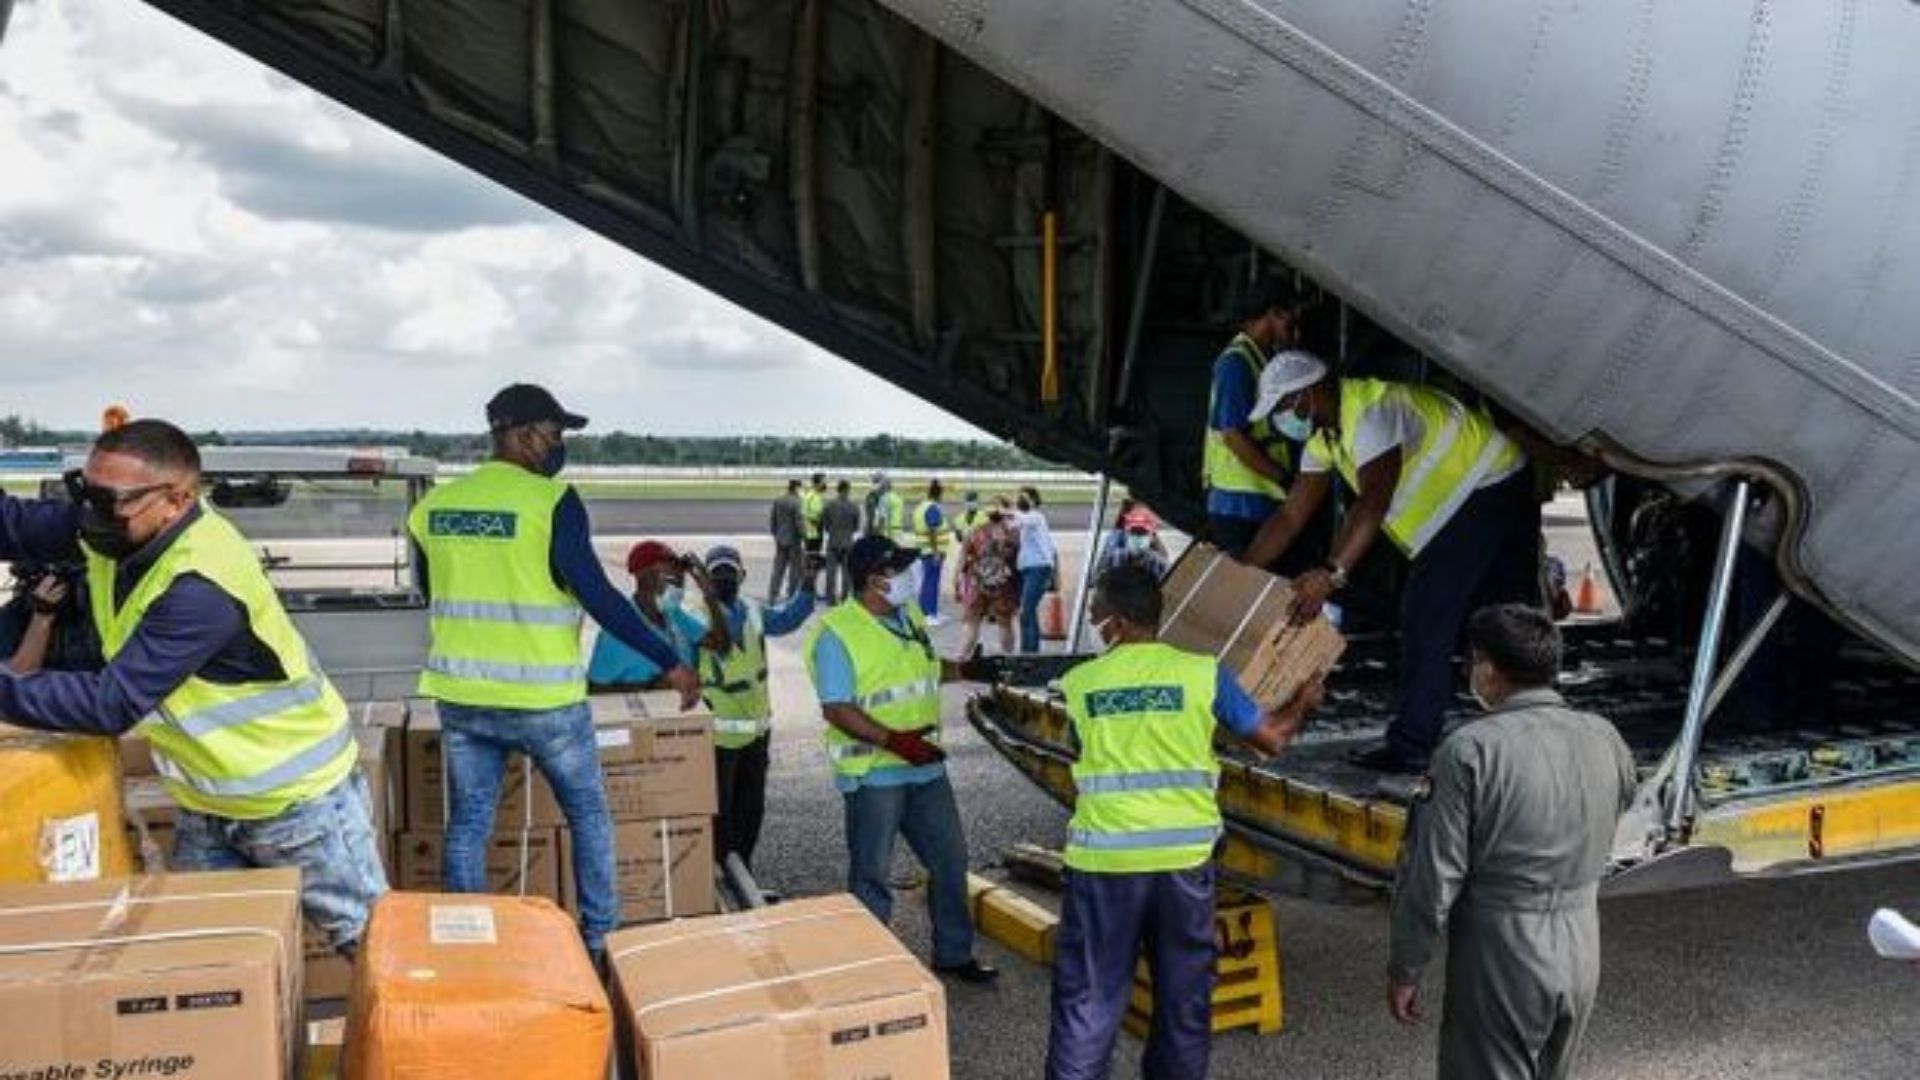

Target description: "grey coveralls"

left=1389, top=688, right=1637, bottom=1080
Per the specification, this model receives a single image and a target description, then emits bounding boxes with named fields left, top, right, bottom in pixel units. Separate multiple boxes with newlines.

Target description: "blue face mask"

left=1273, top=405, right=1314, bottom=443
left=537, top=439, right=568, bottom=477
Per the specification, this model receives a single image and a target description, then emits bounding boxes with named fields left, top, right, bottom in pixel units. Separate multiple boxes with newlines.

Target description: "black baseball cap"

left=845, top=536, right=918, bottom=589
left=486, top=383, right=588, bottom=431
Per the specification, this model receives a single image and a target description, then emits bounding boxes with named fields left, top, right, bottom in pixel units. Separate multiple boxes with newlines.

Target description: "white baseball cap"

left=1249, top=350, right=1330, bottom=422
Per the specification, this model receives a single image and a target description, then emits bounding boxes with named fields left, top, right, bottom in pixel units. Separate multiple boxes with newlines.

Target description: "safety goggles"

left=63, top=469, right=173, bottom=517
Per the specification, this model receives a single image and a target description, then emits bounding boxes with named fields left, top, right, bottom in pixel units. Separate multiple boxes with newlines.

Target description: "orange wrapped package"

left=0, top=725, right=132, bottom=885
left=343, top=892, right=611, bottom=1080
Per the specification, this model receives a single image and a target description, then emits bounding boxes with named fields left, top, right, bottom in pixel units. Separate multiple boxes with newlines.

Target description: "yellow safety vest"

left=1305, top=379, right=1526, bottom=557
left=804, top=600, right=942, bottom=782
left=1202, top=334, right=1293, bottom=503
left=957, top=508, right=988, bottom=540
left=701, top=602, right=772, bottom=749
left=914, top=501, right=951, bottom=557
left=90, top=509, right=355, bottom=820
left=1061, top=642, right=1222, bottom=873
left=801, top=488, right=825, bottom=542
left=879, top=491, right=912, bottom=546
left=410, top=461, right=587, bottom=710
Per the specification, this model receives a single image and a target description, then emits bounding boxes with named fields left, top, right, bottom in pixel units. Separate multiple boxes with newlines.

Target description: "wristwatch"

left=1322, top=561, right=1349, bottom=591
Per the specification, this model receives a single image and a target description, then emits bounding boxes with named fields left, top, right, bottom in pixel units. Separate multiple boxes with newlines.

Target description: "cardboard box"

left=588, top=694, right=718, bottom=821
left=402, top=698, right=565, bottom=830
left=344, top=892, right=611, bottom=1079
left=304, top=1018, right=344, bottom=1080
left=610, top=895, right=949, bottom=1079
left=1157, top=543, right=1346, bottom=708
left=0, top=725, right=133, bottom=886
left=0, top=868, right=302, bottom=1079
left=405, top=697, right=718, bottom=830
left=394, top=829, right=563, bottom=903
left=562, top=817, right=715, bottom=925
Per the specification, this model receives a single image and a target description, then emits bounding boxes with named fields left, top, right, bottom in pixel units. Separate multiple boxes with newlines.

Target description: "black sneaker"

left=933, top=958, right=1001, bottom=984
left=1348, top=743, right=1428, bottom=774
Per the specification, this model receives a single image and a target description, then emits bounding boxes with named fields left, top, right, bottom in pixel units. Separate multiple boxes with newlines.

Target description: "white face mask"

left=883, top=571, right=918, bottom=609
left=1468, top=661, right=1493, bottom=712
left=1124, top=532, right=1150, bottom=553
left=659, top=584, right=685, bottom=612
left=1093, top=616, right=1118, bottom=651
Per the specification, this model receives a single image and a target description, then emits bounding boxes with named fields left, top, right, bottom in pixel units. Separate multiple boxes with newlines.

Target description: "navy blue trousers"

left=1047, top=864, right=1215, bottom=1080
left=1390, top=470, right=1542, bottom=760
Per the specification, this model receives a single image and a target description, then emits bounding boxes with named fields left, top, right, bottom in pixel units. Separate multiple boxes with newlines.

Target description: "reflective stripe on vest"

left=424, top=655, right=588, bottom=685
left=411, top=462, right=587, bottom=709
left=428, top=599, right=582, bottom=626
left=1310, top=379, right=1526, bottom=557
left=1202, top=334, right=1291, bottom=502
left=1061, top=642, right=1222, bottom=873
left=152, top=721, right=354, bottom=800
left=804, top=600, right=942, bottom=780
left=88, top=509, right=355, bottom=821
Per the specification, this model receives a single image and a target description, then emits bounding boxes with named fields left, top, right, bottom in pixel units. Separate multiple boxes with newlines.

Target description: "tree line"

left=0, top=416, right=1057, bottom=471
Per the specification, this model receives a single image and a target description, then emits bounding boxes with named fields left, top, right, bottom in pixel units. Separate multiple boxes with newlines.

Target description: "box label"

left=115, top=996, right=169, bottom=1016
left=829, top=1025, right=871, bottom=1046
left=595, top=728, right=632, bottom=750
left=42, top=812, right=101, bottom=883
left=878, top=1014, right=929, bottom=1037
left=429, top=904, right=498, bottom=945
left=176, top=990, right=243, bottom=1011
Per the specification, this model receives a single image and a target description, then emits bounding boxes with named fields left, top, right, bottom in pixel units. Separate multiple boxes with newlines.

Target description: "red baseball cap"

left=626, top=540, right=677, bottom=576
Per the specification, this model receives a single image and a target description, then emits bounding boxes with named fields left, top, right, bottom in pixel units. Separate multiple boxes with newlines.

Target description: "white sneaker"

left=926, top=615, right=946, bottom=627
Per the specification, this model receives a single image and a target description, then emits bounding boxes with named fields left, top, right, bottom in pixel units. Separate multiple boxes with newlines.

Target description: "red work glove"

left=882, top=729, right=947, bottom=767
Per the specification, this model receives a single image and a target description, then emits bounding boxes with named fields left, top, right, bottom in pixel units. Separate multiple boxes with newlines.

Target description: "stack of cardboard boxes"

left=396, top=691, right=719, bottom=930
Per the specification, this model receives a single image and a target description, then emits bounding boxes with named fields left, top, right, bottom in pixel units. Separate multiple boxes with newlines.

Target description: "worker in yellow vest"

left=1046, top=563, right=1321, bottom=1080
left=912, top=479, right=952, bottom=626
left=0, top=420, right=386, bottom=956
left=1202, top=276, right=1318, bottom=565
left=692, top=543, right=816, bottom=871
left=410, top=384, right=701, bottom=959
left=804, top=535, right=1000, bottom=983
left=801, top=471, right=828, bottom=593
left=1245, top=357, right=1540, bottom=773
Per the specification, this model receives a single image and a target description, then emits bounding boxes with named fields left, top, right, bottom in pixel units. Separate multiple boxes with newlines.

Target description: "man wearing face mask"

left=0, top=419, right=386, bottom=958
left=804, top=535, right=1002, bottom=983
left=1202, top=275, right=1317, bottom=562
left=1388, top=605, right=1635, bottom=1080
left=1046, top=564, right=1321, bottom=1080
left=410, top=383, right=700, bottom=960
left=690, top=544, right=815, bottom=870
left=587, top=541, right=705, bottom=688
left=1244, top=356, right=1541, bottom=773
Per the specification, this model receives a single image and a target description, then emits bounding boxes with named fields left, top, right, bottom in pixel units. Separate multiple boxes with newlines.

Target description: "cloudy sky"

left=0, top=0, right=986, bottom=437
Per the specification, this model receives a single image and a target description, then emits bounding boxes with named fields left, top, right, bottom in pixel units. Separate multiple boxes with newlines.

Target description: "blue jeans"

left=1047, top=864, right=1216, bottom=1080
left=173, top=770, right=389, bottom=955
left=1019, top=566, right=1052, bottom=652
left=843, top=775, right=975, bottom=968
left=438, top=700, right=616, bottom=953
left=918, top=554, right=945, bottom=618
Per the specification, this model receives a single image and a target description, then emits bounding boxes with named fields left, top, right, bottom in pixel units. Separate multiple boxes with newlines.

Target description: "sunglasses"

left=63, top=469, right=174, bottom=517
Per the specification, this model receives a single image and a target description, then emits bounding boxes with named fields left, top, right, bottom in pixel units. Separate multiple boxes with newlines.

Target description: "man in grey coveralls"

left=1387, top=604, right=1637, bottom=1080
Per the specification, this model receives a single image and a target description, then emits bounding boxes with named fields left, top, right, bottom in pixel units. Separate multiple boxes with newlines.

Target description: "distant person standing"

left=1096, top=504, right=1172, bottom=580
left=956, top=498, right=1020, bottom=657
left=913, top=480, right=952, bottom=626
left=1012, top=486, right=1059, bottom=652
left=768, top=479, right=806, bottom=603
left=956, top=491, right=987, bottom=540
left=1388, top=605, right=1636, bottom=1080
left=802, top=472, right=828, bottom=592
left=823, top=480, right=862, bottom=603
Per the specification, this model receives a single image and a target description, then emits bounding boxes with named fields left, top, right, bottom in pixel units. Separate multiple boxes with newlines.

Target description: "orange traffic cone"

left=1572, top=563, right=1608, bottom=615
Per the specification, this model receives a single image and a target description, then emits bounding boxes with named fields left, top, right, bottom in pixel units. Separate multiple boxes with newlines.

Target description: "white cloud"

left=0, top=0, right=988, bottom=439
